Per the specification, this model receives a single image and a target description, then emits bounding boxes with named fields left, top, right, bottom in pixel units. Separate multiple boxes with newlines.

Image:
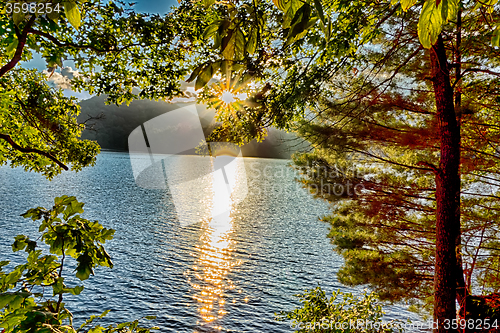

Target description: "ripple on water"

left=0, top=152, right=423, bottom=332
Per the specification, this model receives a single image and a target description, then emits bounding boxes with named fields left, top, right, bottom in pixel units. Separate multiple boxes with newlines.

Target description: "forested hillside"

left=78, top=95, right=300, bottom=158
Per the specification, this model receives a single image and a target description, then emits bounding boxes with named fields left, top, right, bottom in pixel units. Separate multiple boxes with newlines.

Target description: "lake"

left=0, top=151, right=422, bottom=332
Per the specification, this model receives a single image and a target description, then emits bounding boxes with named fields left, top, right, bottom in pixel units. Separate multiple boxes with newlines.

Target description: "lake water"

left=0, top=151, right=422, bottom=332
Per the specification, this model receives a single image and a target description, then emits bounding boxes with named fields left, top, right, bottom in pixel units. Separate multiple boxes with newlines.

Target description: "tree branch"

left=28, top=28, right=109, bottom=53
left=0, top=15, right=37, bottom=77
left=28, top=28, right=143, bottom=54
left=417, top=161, right=441, bottom=175
left=0, top=133, right=68, bottom=170
left=462, top=68, right=500, bottom=77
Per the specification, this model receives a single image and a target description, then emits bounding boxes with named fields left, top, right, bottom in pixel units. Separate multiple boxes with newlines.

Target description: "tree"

left=0, top=195, right=158, bottom=332
left=176, top=0, right=500, bottom=329
left=291, top=23, right=500, bottom=312
left=0, top=0, right=191, bottom=178
left=0, top=1, right=196, bottom=330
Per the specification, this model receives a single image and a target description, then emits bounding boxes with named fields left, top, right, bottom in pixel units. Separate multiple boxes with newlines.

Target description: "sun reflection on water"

left=187, top=156, right=246, bottom=329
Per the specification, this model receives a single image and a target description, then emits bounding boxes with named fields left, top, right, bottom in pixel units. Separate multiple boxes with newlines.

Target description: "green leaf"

left=447, top=0, right=459, bottom=20
left=26, top=240, right=37, bottom=253
left=12, top=235, right=27, bottom=252
left=0, top=294, right=17, bottom=309
left=492, top=28, right=500, bottom=46
left=203, top=21, right=220, bottom=40
left=221, top=28, right=245, bottom=61
left=116, top=322, right=129, bottom=329
left=55, top=195, right=75, bottom=206
left=21, top=207, right=45, bottom=220
left=5, top=269, right=22, bottom=285
left=101, top=228, right=115, bottom=241
left=285, top=4, right=314, bottom=46
left=63, top=199, right=84, bottom=219
left=47, top=9, right=60, bottom=22
left=68, top=285, right=84, bottom=295
left=13, top=11, right=25, bottom=26
left=195, top=64, right=214, bottom=90
left=418, top=0, right=444, bottom=49
left=145, top=316, right=156, bottom=320
left=64, top=1, right=81, bottom=29
left=234, top=29, right=246, bottom=60
left=247, top=27, right=258, bottom=54
left=282, top=0, right=302, bottom=28
left=440, top=0, right=449, bottom=21
left=211, top=60, right=221, bottom=75
left=99, top=309, right=110, bottom=318
left=76, top=252, right=94, bottom=281
left=400, top=0, right=418, bottom=11
left=52, top=277, right=65, bottom=295
left=221, top=29, right=234, bottom=55
left=215, top=18, right=230, bottom=50
left=6, top=38, right=18, bottom=58
left=202, top=0, right=216, bottom=8
left=273, top=0, right=289, bottom=12
left=75, top=264, right=93, bottom=281
left=230, top=62, right=244, bottom=73
left=313, top=0, right=325, bottom=24
left=187, top=64, right=204, bottom=83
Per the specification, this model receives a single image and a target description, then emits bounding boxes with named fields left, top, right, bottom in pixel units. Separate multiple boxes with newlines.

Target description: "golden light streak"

left=186, top=156, right=248, bottom=329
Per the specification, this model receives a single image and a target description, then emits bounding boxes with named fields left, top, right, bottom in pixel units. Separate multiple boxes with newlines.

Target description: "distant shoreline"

left=100, top=149, right=292, bottom=160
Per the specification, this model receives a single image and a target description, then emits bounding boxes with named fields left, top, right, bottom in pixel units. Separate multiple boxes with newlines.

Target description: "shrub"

left=0, top=196, right=157, bottom=333
left=276, top=286, right=405, bottom=332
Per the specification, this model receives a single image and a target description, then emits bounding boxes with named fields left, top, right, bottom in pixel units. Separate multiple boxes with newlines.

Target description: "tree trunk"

left=431, top=35, right=461, bottom=332
left=453, top=7, right=469, bottom=308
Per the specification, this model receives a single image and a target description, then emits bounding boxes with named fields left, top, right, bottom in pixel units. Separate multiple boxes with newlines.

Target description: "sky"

left=132, top=0, right=179, bottom=15
left=21, top=0, right=182, bottom=100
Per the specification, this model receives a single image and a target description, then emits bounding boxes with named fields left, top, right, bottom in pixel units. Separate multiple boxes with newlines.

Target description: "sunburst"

left=210, top=80, right=248, bottom=115
left=205, top=63, right=253, bottom=116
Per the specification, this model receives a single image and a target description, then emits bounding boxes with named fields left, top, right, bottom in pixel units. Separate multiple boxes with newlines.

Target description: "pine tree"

left=180, top=0, right=500, bottom=328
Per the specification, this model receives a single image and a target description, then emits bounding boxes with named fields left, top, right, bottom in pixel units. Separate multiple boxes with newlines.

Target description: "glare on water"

left=187, top=156, right=246, bottom=329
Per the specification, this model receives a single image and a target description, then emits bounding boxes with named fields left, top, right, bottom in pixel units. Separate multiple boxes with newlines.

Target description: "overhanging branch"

left=0, top=15, right=37, bottom=77
left=28, top=28, right=108, bottom=53
left=0, top=133, right=68, bottom=170
left=462, top=68, right=500, bottom=77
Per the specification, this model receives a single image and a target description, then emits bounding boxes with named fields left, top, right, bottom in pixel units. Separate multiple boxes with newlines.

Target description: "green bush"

left=0, top=196, right=157, bottom=333
left=276, top=286, right=406, bottom=332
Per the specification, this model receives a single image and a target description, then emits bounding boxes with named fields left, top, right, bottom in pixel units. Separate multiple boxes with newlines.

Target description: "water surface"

left=0, top=152, right=420, bottom=332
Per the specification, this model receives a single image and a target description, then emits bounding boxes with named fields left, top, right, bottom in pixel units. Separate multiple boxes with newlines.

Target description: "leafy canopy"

left=0, top=0, right=193, bottom=178
left=171, top=0, right=500, bottom=319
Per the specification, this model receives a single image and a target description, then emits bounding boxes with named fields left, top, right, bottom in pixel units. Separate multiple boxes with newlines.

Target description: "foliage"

left=0, top=0, right=194, bottom=178
left=460, top=293, right=500, bottom=328
left=0, top=68, right=99, bottom=178
left=276, top=286, right=405, bottom=332
left=286, top=0, right=500, bottom=310
left=0, top=195, right=158, bottom=333
left=172, top=0, right=500, bottom=325
left=183, top=0, right=500, bottom=142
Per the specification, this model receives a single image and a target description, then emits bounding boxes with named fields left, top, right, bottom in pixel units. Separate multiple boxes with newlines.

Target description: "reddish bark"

left=0, top=15, right=36, bottom=78
left=0, top=133, right=68, bottom=170
left=431, top=35, right=462, bottom=332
